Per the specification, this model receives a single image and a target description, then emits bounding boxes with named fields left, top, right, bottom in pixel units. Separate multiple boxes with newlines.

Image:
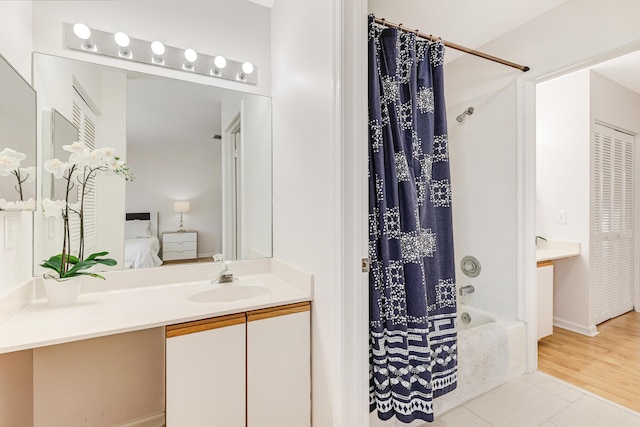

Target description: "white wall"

left=0, top=211, right=33, bottom=295
left=126, top=139, right=222, bottom=258
left=444, top=0, right=640, bottom=327
left=0, top=1, right=32, bottom=80
left=33, top=328, right=165, bottom=427
left=31, top=0, right=271, bottom=96
left=536, top=70, right=591, bottom=330
left=537, top=70, right=640, bottom=332
left=271, top=0, right=340, bottom=426
left=240, top=95, right=272, bottom=259
left=449, top=86, right=519, bottom=319
left=96, top=70, right=127, bottom=269
left=0, top=3, right=34, bottom=297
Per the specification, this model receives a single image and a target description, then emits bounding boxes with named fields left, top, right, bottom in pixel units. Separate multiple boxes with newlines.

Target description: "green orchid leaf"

left=93, top=258, right=117, bottom=267
left=64, top=260, right=98, bottom=277
left=85, top=251, right=109, bottom=261
left=40, top=260, right=62, bottom=275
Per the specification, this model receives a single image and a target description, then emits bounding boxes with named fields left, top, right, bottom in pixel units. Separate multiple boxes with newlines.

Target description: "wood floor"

left=538, top=310, right=640, bottom=412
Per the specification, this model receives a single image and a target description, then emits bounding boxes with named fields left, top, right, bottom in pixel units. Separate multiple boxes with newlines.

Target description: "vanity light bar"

left=63, top=23, right=257, bottom=85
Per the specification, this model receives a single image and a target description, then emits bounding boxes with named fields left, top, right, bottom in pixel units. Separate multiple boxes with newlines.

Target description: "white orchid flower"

left=93, top=147, right=116, bottom=159
left=84, top=150, right=108, bottom=168
left=63, top=141, right=86, bottom=153
left=44, top=158, right=69, bottom=179
left=19, top=167, right=36, bottom=183
left=106, top=157, right=125, bottom=170
left=41, top=198, right=67, bottom=218
left=0, top=198, right=35, bottom=211
left=69, top=148, right=91, bottom=166
left=22, top=198, right=36, bottom=211
left=0, top=148, right=27, bottom=161
left=0, top=153, right=21, bottom=176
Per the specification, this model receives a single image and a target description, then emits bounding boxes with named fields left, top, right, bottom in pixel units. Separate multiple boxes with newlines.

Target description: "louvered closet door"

left=71, top=90, right=98, bottom=257
left=593, top=123, right=634, bottom=324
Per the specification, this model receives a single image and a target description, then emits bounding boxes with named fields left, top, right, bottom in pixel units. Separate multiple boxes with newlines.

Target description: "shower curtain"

left=368, top=15, right=457, bottom=424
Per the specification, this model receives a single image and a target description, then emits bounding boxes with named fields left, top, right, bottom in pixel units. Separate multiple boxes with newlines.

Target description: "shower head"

left=456, top=107, right=474, bottom=122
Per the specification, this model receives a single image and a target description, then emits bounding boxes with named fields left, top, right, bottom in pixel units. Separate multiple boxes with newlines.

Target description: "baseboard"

left=553, top=317, right=599, bottom=336
left=114, top=412, right=165, bottom=427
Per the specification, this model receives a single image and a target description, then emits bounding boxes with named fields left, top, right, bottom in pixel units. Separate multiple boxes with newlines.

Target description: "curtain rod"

left=373, top=18, right=530, bottom=73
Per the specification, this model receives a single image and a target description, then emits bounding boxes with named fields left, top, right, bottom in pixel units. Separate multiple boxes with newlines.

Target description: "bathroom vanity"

left=0, top=259, right=312, bottom=427
left=535, top=241, right=580, bottom=339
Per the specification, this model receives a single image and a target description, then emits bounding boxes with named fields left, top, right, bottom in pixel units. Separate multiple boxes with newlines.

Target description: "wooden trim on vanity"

left=247, top=302, right=311, bottom=322
left=537, top=260, right=554, bottom=268
left=165, top=313, right=246, bottom=338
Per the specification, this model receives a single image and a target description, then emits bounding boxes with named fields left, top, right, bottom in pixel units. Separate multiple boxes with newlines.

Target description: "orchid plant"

left=41, top=141, right=133, bottom=281
left=0, top=147, right=36, bottom=210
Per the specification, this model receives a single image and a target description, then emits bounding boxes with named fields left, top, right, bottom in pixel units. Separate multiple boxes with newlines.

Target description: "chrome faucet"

left=459, top=285, right=475, bottom=296
left=213, top=261, right=234, bottom=284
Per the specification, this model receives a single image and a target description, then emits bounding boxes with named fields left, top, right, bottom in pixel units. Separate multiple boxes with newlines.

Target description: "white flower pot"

left=43, top=276, right=83, bottom=307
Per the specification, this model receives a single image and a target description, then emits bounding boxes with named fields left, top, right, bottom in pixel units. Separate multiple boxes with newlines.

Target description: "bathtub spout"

left=459, top=285, right=475, bottom=296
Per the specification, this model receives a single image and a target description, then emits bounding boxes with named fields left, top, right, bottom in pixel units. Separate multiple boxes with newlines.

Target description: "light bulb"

left=214, top=56, right=227, bottom=69
left=114, top=32, right=131, bottom=58
left=151, top=41, right=165, bottom=56
left=73, top=23, right=91, bottom=40
left=73, top=23, right=94, bottom=50
left=242, top=61, right=254, bottom=75
left=184, top=48, right=198, bottom=63
left=114, top=32, right=130, bottom=48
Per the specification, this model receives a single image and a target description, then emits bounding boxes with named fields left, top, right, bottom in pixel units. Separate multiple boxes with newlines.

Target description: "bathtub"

left=369, top=304, right=526, bottom=426
left=433, top=304, right=526, bottom=415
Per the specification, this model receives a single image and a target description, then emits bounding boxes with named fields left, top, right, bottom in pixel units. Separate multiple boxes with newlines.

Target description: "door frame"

left=516, top=39, right=640, bottom=373
left=223, top=114, right=242, bottom=261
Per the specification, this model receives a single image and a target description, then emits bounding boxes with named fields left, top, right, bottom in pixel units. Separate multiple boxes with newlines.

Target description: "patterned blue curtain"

left=368, top=15, right=458, bottom=424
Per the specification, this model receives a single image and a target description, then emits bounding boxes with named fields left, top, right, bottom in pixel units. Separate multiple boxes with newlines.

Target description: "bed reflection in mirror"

left=33, top=53, right=272, bottom=275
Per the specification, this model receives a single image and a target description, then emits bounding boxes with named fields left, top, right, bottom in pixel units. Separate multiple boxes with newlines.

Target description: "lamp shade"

left=173, top=201, right=190, bottom=213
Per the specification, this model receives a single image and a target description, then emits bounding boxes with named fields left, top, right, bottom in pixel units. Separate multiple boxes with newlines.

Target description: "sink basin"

left=187, top=284, right=271, bottom=303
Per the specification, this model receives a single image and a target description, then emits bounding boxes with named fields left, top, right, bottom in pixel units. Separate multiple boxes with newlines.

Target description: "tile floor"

left=428, top=372, right=640, bottom=427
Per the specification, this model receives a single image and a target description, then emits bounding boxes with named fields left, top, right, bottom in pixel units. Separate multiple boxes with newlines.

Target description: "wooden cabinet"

left=165, top=314, right=246, bottom=427
left=247, top=303, right=311, bottom=427
left=163, top=231, right=197, bottom=261
left=537, top=261, right=554, bottom=340
left=165, top=302, right=310, bottom=426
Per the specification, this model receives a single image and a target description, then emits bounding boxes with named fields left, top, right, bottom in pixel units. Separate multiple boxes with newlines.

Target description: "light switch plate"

left=48, top=217, right=56, bottom=240
left=4, top=216, right=15, bottom=250
left=555, top=210, right=567, bottom=225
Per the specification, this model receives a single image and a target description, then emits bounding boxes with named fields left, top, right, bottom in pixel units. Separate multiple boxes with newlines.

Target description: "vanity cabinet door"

left=537, top=261, right=554, bottom=340
left=246, top=302, right=311, bottom=427
left=166, top=313, right=246, bottom=427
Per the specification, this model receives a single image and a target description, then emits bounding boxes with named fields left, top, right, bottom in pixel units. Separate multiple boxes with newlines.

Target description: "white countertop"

left=0, top=273, right=311, bottom=355
left=536, top=240, right=581, bottom=262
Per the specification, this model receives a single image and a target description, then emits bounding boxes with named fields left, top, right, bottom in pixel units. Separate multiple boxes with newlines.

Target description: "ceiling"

left=126, top=75, right=223, bottom=148
left=124, top=0, right=640, bottom=146
left=368, top=0, right=640, bottom=95
left=368, top=0, right=570, bottom=62
left=591, top=51, right=640, bottom=95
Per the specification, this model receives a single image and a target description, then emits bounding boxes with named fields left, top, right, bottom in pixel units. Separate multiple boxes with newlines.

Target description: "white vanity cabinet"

left=537, top=260, right=554, bottom=340
left=247, top=303, right=311, bottom=427
left=165, top=313, right=247, bottom=427
left=165, top=302, right=311, bottom=427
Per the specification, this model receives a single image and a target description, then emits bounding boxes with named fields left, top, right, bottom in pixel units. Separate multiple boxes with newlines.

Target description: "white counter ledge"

left=536, top=240, right=581, bottom=262
left=0, top=261, right=312, bottom=355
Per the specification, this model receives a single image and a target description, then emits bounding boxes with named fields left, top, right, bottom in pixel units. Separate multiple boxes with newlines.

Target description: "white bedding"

left=124, top=236, right=163, bottom=269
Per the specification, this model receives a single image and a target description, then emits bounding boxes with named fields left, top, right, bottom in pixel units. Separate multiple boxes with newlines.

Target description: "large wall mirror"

left=0, top=53, right=36, bottom=209
left=33, top=53, right=272, bottom=274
